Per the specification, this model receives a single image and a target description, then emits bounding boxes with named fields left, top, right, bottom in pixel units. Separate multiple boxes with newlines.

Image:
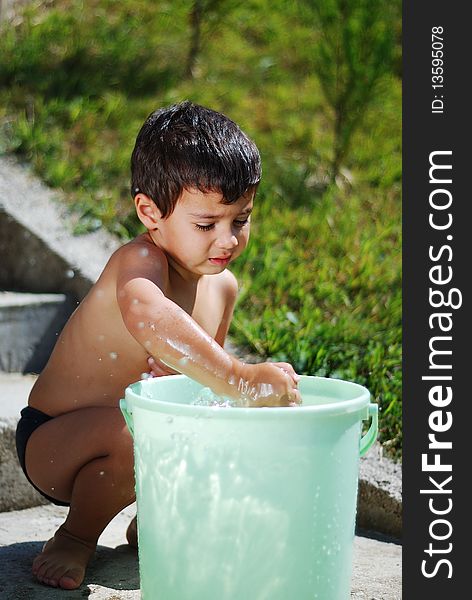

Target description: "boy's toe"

left=32, top=554, right=46, bottom=575
left=59, top=570, right=83, bottom=590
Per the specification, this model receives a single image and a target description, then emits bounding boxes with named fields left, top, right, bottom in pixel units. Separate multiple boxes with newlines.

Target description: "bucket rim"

left=124, top=374, right=371, bottom=419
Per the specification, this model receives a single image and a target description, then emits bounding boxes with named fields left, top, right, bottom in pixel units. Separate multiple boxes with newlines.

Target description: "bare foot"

left=32, top=526, right=96, bottom=589
left=126, top=515, right=138, bottom=548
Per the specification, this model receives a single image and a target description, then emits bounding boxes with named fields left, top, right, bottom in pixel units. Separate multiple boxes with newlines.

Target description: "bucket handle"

left=359, top=403, right=378, bottom=457
left=120, top=398, right=134, bottom=437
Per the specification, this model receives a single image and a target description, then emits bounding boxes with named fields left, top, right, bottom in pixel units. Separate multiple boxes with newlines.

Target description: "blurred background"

left=0, top=0, right=401, bottom=458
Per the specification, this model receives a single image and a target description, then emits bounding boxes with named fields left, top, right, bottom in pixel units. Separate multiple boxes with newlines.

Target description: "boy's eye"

left=233, top=218, right=250, bottom=228
left=194, top=218, right=249, bottom=232
left=195, top=223, right=214, bottom=231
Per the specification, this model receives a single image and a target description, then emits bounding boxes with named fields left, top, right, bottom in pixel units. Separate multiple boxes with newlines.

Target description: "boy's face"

left=151, top=188, right=253, bottom=278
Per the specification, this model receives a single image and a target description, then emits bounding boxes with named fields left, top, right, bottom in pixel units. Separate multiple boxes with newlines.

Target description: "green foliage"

left=185, top=0, right=244, bottom=78
left=301, top=0, right=396, bottom=182
left=0, top=1, right=178, bottom=99
left=0, top=0, right=401, bottom=458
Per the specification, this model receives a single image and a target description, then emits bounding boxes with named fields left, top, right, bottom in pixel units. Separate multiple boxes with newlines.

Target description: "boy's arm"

left=147, top=270, right=236, bottom=378
left=116, top=246, right=300, bottom=405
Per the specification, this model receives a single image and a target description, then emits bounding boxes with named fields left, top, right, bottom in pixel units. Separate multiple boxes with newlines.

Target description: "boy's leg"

left=24, top=406, right=135, bottom=589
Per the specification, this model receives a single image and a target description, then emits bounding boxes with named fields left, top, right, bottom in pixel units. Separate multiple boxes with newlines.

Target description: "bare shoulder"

left=113, top=234, right=169, bottom=289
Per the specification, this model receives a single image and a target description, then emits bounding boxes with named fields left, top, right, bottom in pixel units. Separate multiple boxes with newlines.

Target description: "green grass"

left=0, top=0, right=402, bottom=458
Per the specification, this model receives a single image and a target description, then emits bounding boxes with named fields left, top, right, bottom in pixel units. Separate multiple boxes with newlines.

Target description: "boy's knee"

left=100, top=409, right=133, bottom=463
left=113, top=422, right=134, bottom=466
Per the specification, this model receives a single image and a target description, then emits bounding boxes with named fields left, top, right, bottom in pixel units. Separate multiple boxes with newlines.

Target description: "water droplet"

left=132, top=298, right=139, bottom=305
left=99, top=471, right=105, bottom=476
left=98, top=334, right=105, bottom=342
left=109, top=352, right=118, bottom=360
left=98, top=357, right=102, bottom=362
left=66, top=269, right=75, bottom=278
left=96, top=289, right=104, bottom=297
left=140, top=372, right=150, bottom=380
left=144, top=340, right=151, bottom=348
left=51, top=487, right=55, bottom=491
left=138, top=321, right=145, bottom=329
left=140, top=248, right=149, bottom=257
left=50, top=460, right=54, bottom=463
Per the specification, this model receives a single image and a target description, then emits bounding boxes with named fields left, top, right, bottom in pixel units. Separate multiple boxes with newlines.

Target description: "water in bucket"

left=121, top=375, right=377, bottom=600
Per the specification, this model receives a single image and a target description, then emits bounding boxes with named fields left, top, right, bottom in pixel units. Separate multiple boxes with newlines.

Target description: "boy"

left=16, top=101, right=301, bottom=590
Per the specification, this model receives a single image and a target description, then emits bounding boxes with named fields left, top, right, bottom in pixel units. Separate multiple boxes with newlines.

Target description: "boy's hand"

left=268, top=362, right=301, bottom=386
left=237, top=362, right=302, bottom=407
left=147, top=356, right=180, bottom=378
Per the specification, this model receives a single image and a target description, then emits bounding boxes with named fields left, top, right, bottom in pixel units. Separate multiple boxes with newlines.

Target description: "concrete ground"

left=0, top=503, right=401, bottom=599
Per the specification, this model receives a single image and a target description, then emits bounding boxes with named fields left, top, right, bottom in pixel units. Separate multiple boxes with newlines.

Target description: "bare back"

left=29, top=234, right=236, bottom=416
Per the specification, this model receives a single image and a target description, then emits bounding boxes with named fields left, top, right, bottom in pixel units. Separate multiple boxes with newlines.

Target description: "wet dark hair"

left=130, top=101, right=262, bottom=218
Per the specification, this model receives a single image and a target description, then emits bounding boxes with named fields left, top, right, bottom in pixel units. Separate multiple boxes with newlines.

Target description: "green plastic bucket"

left=120, top=374, right=377, bottom=600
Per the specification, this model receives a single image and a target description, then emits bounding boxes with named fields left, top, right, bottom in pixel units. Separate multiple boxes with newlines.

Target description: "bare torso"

left=29, top=234, right=231, bottom=416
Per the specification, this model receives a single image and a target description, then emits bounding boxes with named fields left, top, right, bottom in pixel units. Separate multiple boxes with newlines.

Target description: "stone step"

left=0, top=291, right=74, bottom=373
left=357, top=443, right=402, bottom=539
left=0, top=372, right=48, bottom=511
left=0, top=156, right=119, bottom=300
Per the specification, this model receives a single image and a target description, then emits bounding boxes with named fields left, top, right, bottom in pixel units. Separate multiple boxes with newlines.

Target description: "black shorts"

left=16, top=406, right=69, bottom=507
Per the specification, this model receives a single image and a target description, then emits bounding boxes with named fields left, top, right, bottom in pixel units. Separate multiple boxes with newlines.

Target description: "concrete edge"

left=0, top=156, right=120, bottom=299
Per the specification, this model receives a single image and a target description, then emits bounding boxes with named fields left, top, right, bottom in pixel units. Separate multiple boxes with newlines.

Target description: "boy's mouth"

left=209, top=256, right=231, bottom=266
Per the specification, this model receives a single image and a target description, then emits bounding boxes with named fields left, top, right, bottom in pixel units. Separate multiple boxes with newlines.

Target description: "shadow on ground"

left=0, top=541, right=139, bottom=598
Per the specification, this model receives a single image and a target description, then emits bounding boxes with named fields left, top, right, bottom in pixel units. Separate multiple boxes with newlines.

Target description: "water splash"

left=191, top=387, right=236, bottom=408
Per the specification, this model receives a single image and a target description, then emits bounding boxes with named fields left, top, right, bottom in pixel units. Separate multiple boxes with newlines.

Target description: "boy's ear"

left=135, top=194, right=162, bottom=230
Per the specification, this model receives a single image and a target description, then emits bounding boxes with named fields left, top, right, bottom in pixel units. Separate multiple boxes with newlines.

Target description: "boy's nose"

left=215, top=233, right=238, bottom=249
